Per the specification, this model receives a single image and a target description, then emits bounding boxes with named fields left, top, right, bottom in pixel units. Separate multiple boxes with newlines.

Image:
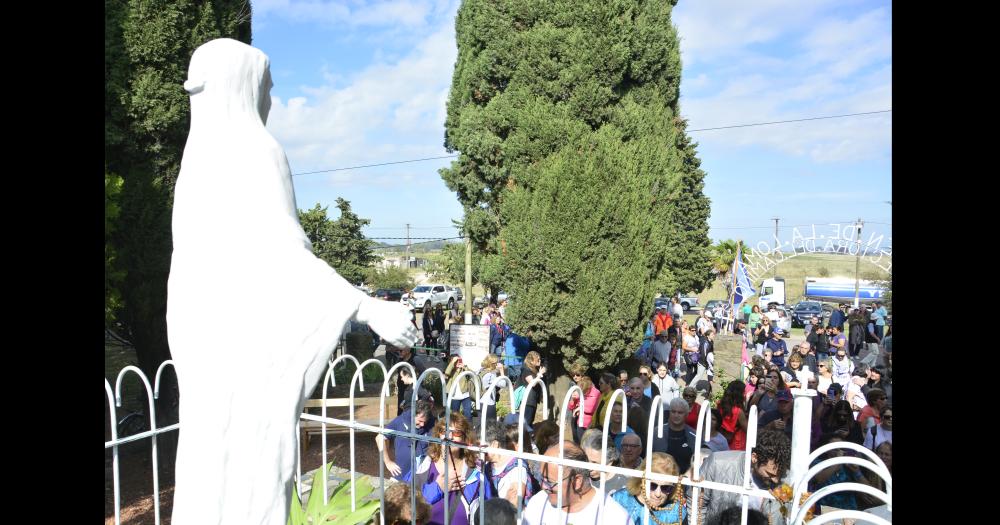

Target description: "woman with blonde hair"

left=518, top=351, right=545, bottom=426
left=479, top=354, right=504, bottom=423
left=403, top=413, right=488, bottom=525
left=610, top=452, right=688, bottom=525
left=567, top=374, right=600, bottom=442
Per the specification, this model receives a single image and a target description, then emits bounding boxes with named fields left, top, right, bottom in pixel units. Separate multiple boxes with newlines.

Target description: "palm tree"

left=710, top=239, right=742, bottom=298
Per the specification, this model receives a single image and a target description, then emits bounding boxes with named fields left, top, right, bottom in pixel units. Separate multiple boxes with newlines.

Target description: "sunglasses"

left=882, top=415, right=893, bottom=420
left=640, top=372, right=649, bottom=376
left=646, top=481, right=672, bottom=493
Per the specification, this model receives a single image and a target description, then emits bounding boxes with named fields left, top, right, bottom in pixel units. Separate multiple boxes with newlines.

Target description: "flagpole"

left=727, top=241, right=741, bottom=334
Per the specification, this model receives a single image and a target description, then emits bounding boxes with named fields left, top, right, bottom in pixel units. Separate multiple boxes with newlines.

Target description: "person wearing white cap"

left=697, top=309, right=714, bottom=337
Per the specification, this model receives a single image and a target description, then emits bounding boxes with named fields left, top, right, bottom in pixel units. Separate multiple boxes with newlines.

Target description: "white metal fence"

left=105, top=356, right=891, bottom=524
left=105, top=362, right=179, bottom=525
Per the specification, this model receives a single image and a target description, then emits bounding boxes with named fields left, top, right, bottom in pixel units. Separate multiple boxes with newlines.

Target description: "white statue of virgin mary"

left=167, top=38, right=418, bottom=525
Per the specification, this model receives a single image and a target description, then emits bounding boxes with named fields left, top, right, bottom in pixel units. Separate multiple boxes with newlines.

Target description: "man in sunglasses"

left=699, top=429, right=792, bottom=524
left=521, top=441, right=633, bottom=525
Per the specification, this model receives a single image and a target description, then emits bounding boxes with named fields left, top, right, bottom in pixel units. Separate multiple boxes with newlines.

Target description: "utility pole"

left=465, top=235, right=473, bottom=324
left=853, top=218, right=863, bottom=309
left=771, top=217, right=780, bottom=278
left=404, top=223, right=411, bottom=268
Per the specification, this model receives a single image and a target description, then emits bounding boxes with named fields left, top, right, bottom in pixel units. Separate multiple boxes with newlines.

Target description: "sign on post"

left=449, top=324, right=490, bottom=372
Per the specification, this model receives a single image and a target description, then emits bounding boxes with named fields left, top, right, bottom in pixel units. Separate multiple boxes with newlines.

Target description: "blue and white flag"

left=732, top=245, right=756, bottom=306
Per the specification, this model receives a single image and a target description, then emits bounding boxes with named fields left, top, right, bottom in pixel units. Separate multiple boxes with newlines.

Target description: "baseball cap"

left=659, top=330, right=670, bottom=336
left=776, top=390, right=792, bottom=402
left=773, top=327, right=783, bottom=335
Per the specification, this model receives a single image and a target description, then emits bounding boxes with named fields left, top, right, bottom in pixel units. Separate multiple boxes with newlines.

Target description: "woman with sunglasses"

left=816, top=358, right=834, bottom=395
left=403, top=413, right=488, bottom=525
left=610, top=452, right=688, bottom=525
left=862, top=405, right=892, bottom=451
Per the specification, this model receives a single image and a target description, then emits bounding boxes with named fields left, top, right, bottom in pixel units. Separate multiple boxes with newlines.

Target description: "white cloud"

left=672, top=0, right=842, bottom=66
left=265, top=8, right=459, bottom=183
left=675, top=1, right=891, bottom=163
left=252, top=0, right=434, bottom=28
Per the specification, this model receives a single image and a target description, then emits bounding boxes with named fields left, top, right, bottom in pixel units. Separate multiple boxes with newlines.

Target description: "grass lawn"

left=695, top=252, right=890, bottom=306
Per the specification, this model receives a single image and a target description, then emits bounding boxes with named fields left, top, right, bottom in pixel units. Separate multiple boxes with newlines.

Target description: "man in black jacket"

left=651, top=397, right=697, bottom=473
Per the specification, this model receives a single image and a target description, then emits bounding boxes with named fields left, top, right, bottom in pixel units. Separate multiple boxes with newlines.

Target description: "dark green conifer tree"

left=440, top=0, right=711, bottom=368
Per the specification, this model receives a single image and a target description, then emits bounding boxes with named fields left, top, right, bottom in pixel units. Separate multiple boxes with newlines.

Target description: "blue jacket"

left=504, top=333, right=530, bottom=367
left=830, top=309, right=846, bottom=329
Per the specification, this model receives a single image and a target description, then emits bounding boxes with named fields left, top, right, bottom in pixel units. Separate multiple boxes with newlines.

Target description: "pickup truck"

left=654, top=294, right=700, bottom=312
left=407, top=283, right=461, bottom=310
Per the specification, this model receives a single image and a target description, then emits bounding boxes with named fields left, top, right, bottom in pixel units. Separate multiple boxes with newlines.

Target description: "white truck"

left=757, top=278, right=786, bottom=309
left=407, top=283, right=462, bottom=311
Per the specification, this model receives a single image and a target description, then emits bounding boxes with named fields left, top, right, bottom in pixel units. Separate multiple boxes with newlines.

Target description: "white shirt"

left=683, top=333, right=699, bottom=352
left=862, top=425, right=893, bottom=450
left=495, top=458, right=530, bottom=506
left=651, top=374, right=680, bottom=403
left=521, top=488, right=633, bottom=525
left=846, top=382, right=867, bottom=418
left=672, top=303, right=684, bottom=318
left=817, top=376, right=832, bottom=395
left=697, top=316, right=713, bottom=334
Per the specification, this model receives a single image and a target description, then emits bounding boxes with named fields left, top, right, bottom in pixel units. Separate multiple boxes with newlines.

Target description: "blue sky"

left=252, top=0, right=892, bottom=251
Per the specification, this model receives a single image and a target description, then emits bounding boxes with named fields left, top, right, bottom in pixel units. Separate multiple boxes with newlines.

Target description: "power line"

left=289, top=110, right=891, bottom=177
left=365, top=226, right=458, bottom=230
left=687, top=110, right=891, bottom=133
left=372, top=236, right=464, bottom=250
left=292, top=155, right=458, bottom=177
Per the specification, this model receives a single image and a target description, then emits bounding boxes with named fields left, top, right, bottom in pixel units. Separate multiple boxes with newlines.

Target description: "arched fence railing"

left=106, top=361, right=892, bottom=525
left=104, top=361, right=179, bottom=525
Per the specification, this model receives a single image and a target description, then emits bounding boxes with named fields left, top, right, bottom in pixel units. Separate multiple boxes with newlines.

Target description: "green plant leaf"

left=305, top=464, right=332, bottom=518
left=327, top=499, right=381, bottom=524
left=329, top=476, right=375, bottom=509
left=287, top=482, right=306, bottom=525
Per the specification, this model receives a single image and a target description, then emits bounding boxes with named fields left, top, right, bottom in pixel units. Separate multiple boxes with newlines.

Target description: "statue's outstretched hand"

left=356, top=298, right=420, bottom=349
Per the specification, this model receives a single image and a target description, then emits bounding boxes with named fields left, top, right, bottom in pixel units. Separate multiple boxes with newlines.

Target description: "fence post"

left=789, top=387, right=816, bottom=483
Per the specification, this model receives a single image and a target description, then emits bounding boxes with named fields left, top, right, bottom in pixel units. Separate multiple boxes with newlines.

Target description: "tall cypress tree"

left=440, top=0, right=711, bottom=369
left=105, top=0, right=252, bottom=464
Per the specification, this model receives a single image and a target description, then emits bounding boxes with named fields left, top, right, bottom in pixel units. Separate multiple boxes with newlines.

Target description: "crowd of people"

left=372, top=296, right=892, bottom=524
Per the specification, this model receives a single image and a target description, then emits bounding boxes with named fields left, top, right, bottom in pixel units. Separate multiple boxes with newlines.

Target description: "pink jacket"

left=568, top=385, right=601, bottom=428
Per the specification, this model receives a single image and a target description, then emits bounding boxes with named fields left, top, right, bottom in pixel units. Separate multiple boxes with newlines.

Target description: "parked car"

left=791, top=300, right=830, bottom=327
left=677, top=294, right=699, bottom=311
left=408, top=283, right=461, bottom=310
left=653, top=294, right=699, bottom=311
left=704, top=299, right=730, bottom=312
left=373, top=288, right=404, bottom=302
